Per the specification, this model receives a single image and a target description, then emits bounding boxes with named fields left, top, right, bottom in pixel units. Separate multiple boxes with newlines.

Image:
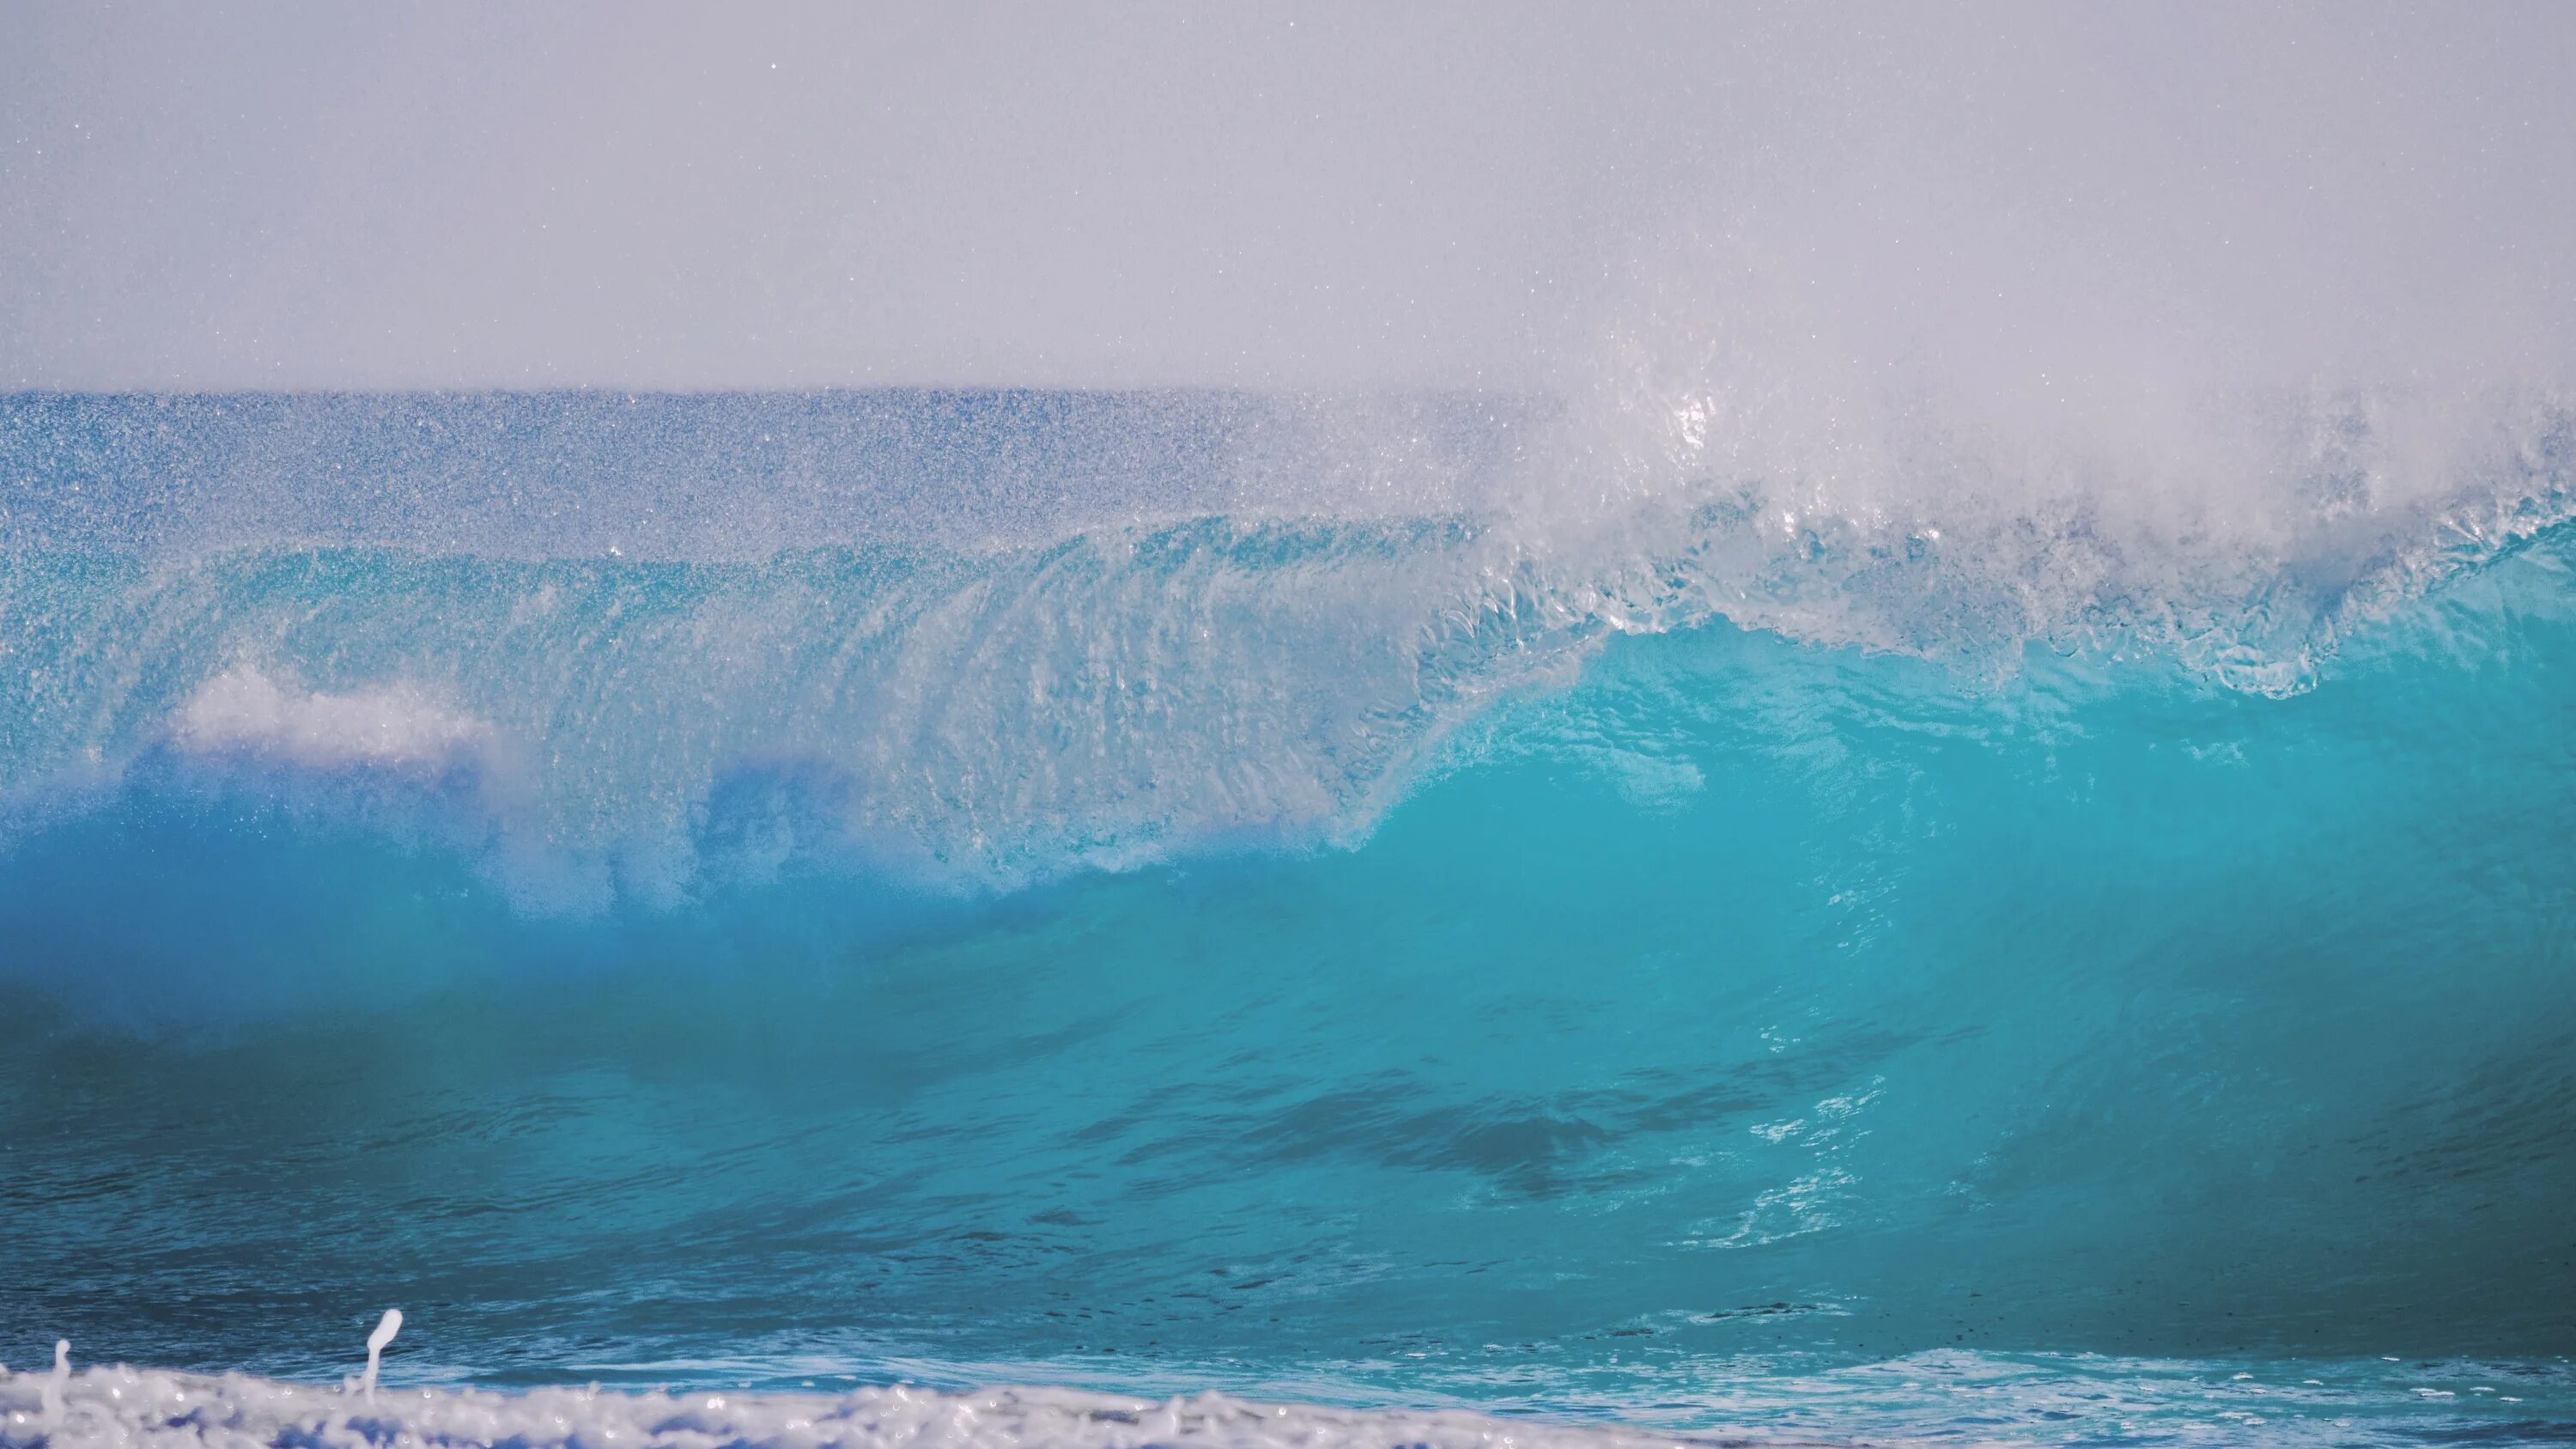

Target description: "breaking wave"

left=4, top=390, right=2573, bottom=898
left=4, top=393, right=2576, bottom=1445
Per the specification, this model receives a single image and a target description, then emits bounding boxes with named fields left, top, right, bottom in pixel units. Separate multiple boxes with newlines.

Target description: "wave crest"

left=4, top=392, right=2574, bottom=896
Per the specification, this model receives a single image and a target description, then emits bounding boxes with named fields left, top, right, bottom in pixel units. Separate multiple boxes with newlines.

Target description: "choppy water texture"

left=2, top=393, right=2573, bottom=1446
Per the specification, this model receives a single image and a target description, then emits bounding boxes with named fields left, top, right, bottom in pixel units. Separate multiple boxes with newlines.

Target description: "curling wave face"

left=3, top=389, right=2573, bottom=894
left=3, top=393, right=2575, bottom=1441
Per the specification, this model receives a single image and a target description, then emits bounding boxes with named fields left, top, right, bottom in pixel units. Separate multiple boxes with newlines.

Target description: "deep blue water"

left=2, top=393, right=2573, bottom=1445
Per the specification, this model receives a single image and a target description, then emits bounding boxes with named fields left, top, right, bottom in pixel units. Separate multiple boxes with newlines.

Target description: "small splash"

left=39, top=1341, right=66, bottom=1428
left=360, top=1308, right=403, bottom=1402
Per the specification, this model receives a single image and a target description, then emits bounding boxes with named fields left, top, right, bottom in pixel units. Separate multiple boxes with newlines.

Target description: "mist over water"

left=6, top=6, right=2576, bottom=1447
left=9, top=3, right=2576, bottom=393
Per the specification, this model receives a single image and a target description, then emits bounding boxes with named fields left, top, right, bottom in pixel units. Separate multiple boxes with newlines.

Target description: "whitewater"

left=2, top=384, right=2573, bottom=1447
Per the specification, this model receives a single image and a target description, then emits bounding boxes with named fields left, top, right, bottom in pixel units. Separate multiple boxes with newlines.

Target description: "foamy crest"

left=3, top=386, right=2571, bottom=909
left=172, top=665, right=491, bottom=770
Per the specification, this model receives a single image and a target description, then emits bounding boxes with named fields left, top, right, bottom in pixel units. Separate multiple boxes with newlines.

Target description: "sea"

left=1, top=390, right=2571, bottom=1446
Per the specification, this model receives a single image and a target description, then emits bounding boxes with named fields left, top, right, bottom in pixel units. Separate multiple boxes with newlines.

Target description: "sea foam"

left=3, top=1353, right=2563, bottom=1449
left=173, top=666, right=491, bottom=771
left=0, top=1369, right=1710, bottom=1449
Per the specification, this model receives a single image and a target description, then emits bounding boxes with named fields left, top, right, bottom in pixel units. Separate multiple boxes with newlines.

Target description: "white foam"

left=0, top=1367, right=1725, bottom=1449
left=171, top=665, right=491, bottom=770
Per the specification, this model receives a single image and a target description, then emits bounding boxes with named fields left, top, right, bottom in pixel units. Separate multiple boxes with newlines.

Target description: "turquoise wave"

left=3, top=395, right=2573, bottom=1443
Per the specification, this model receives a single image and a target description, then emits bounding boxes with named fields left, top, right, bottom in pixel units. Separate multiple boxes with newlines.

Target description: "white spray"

left=40, top=1339, right=67, bottom=1425
left=360, top=1309, right=403, bottom=1402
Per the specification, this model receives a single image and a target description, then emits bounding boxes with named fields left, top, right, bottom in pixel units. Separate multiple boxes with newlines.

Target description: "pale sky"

left=5, top=2, right=2573, bottom=392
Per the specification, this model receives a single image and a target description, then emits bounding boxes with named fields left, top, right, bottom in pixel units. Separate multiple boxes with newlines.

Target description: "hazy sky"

left=6, top=2, right=2574, bottom=391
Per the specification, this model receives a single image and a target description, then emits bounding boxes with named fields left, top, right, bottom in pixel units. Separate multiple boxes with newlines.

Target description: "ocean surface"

left=2, top=392, right=2573, bottom=1446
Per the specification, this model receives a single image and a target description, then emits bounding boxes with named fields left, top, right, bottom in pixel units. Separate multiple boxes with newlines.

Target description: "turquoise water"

left=2, top=394, right=2573, bottom=1445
